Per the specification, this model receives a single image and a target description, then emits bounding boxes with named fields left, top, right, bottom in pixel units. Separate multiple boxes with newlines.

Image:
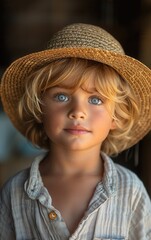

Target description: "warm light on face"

left=41, top=73, right=116, bottom=153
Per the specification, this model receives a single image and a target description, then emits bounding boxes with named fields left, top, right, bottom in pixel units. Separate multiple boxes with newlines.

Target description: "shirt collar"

left=86, top=152, right=117, bottom=215
left=24, top=152, right=117, bottom=206
left=101, top=152, right=117, bottom=195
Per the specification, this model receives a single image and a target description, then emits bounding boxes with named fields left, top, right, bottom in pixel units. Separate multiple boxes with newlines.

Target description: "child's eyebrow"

left=81, top=86, right=99, bottom=94
left=52, top=84, right=73, bottom=89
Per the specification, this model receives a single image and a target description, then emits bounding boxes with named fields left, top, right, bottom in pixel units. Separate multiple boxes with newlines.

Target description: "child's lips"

left=64, top=126, right=91, bottom=135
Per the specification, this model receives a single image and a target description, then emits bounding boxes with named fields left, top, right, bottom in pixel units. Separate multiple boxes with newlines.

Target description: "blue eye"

left=89, top=96, right=102, bottom=105
left=55, top=93, right=69, bottom=102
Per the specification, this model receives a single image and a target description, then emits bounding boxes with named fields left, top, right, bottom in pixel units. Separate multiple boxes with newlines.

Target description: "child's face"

left=41, top=73, right=116, bottom=152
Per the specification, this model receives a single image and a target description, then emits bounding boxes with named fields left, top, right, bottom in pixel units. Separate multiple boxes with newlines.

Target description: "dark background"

left=0, top=0, right=151, bottom=196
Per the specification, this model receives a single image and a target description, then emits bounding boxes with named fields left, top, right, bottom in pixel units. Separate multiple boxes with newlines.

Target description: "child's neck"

left=40, top=146, right=103, bottom=177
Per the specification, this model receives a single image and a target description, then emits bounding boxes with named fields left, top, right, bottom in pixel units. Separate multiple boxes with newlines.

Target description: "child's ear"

left=110, top=119, right=117, bottom=130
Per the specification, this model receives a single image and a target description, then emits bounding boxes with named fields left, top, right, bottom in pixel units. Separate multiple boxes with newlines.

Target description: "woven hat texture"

left=0, top=23, right=151, bottom=152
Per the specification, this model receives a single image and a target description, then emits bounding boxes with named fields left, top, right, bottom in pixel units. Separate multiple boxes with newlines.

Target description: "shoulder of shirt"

left=0, top=153, right=46, bottom=198
left=114, top=162, right=149, bottom=198
left=0, top=167, right=30, bottom=196
left=101, top=153, right=150, bottom=207
left=114, top=162, right=151, bottom=217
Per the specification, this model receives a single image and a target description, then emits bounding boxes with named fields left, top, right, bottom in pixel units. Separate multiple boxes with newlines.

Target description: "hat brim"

left=1, top=47, right=151, bottom=151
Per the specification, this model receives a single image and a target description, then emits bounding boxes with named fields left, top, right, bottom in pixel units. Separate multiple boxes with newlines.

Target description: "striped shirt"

left=0, top=153, right=151, bottom=240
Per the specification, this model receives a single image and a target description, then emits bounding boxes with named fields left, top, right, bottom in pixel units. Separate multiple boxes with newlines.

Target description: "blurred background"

left=0, top=0, right=151, bottom=196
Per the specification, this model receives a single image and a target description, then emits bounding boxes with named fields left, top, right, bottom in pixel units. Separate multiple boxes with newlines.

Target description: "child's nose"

left=68, top=101, right=86, bottom=120
left=68, top=111, right=85, bottom=120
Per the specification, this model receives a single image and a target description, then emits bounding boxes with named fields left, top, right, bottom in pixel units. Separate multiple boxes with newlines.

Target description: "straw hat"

left=0, top=23, right=151, bottom=151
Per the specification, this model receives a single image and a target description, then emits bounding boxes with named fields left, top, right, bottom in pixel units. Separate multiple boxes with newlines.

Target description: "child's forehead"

left=57, top=84, right=98, bottom=94
left=56, top=73, right=97, bottom=91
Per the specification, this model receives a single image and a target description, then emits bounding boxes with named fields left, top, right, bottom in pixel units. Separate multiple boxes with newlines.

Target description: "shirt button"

left=48, top=211, right=57, bottom=220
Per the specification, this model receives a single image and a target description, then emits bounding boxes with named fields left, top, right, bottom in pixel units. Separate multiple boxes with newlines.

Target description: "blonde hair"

left=18, top=58, right=139, bottom=156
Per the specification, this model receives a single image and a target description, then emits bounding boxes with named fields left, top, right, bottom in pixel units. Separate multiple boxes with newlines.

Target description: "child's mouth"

left=64, top=126, right=91, bottom=135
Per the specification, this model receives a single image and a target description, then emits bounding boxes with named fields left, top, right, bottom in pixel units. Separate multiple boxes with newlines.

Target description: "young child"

left=0, top=23, right=151, bottom=239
